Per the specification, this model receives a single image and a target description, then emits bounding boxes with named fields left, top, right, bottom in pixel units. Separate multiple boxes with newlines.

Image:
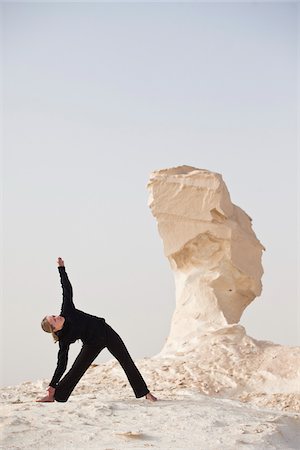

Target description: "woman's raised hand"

left=57, top=257, right=64, bottom=267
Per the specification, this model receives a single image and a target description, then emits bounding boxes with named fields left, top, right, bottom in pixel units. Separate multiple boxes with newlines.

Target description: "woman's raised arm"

left=57, top=257, right=75, bottom=314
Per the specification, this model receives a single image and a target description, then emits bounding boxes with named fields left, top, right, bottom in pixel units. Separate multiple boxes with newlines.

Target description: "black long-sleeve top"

left=49, top=266, right=106, bottom=388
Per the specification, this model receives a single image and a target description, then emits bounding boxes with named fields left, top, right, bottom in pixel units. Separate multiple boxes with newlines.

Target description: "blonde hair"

left=41, top=316, right=59, bottom=343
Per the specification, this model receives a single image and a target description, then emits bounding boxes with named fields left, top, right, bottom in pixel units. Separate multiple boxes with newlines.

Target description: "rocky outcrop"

left=147, top=166, right=265, bottom=355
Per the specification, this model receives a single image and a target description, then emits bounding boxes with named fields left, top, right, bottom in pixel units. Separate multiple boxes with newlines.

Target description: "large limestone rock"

left=148, top=166, right=266, bottom=355
left=144, top=165, right=300, bottom=413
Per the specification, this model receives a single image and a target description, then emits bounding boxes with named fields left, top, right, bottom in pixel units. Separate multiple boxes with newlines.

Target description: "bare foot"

left=145, top=392, right=157, bottom=402
left=35, top=395, right=55, bottom=402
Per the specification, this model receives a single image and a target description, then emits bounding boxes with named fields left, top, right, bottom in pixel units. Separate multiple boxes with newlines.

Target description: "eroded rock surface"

left=148, top=166, right=265, bottom=354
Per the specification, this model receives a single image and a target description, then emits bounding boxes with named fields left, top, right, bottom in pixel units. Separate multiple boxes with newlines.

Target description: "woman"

left=36, top=257, right=157, bottom=403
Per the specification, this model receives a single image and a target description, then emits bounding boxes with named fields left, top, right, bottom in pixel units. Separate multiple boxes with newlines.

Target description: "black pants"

left=54, top=323, right=150, bottom=402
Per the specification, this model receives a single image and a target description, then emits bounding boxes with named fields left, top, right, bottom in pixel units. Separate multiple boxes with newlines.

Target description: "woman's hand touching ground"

left=57, top=257, right=64, bottom=267
left=36, top=386, right=56, bottom=403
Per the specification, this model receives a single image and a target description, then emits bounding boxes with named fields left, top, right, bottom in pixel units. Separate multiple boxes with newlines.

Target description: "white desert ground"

left=1, top=167, right=299, bottom=449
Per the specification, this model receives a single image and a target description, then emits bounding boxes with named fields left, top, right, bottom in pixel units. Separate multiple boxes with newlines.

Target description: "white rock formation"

left=145, top=165, right=300, bottom=412
left=148, top=166, right=266, bottom=355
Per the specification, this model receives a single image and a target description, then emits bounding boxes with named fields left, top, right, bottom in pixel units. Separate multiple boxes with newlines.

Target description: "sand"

left=1, top=355, right=299, bottom=450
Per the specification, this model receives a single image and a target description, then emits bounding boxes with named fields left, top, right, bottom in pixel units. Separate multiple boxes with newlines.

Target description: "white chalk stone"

left=148, top=165, right=266, bottom=355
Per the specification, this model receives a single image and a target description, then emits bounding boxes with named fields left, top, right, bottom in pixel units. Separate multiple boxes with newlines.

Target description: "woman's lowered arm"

left=49, top=341, right=70, bottom=388
left=36, top=342, right=70, bottom=402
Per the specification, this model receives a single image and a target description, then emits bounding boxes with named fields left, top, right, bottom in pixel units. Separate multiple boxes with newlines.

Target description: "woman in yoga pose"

left=36, top=257, right=157, bottom=403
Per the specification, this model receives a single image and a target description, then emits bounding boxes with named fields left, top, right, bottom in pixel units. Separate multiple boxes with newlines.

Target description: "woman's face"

left=46, top=315, right=65, bottom=332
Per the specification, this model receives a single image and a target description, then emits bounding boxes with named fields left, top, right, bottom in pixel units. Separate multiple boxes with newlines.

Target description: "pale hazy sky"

left=1, top=2, right=299, bottom=387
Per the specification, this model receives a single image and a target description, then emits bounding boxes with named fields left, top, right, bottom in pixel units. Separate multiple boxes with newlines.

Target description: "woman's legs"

left=54, top=325, right=153, bottom=402
left=54, top=344, right=105, bottom=402
left=105, top=324, right=150, bottom=398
